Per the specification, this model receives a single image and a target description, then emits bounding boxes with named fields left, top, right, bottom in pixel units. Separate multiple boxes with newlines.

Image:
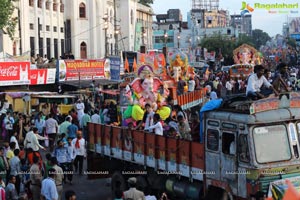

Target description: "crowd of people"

left=0, top=100, right=87, bottom=200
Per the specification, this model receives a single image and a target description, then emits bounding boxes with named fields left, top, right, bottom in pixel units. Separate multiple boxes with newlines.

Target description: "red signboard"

left=0, top=62, right=30, bottom=86
left=58, top=59, right=105, bottom=81
left=30, top=69, right=56, bottom=85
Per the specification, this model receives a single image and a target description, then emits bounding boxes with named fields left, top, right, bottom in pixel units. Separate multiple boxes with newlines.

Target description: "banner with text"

left=109, top=56, right=121, bottom=81
left=30, top=68, right=56, bottom=85
left=0, top=62, right=31, bottom=86
left=58, top=59, right=105, bottom=82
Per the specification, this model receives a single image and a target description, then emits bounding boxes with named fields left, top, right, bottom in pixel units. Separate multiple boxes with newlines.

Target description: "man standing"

left=51, top=157, right=64, bottom=200
left=9, top=149, right=21, bottom=195
left=71, top=131, right=86, bottom=175
left=91, top=110, right=101, bottom=124
left=59, top=117, right=71, bottom=137
left=67, top=120, right=78, bottom=140
left=45, top=114, right=58, bottom=152
left=5, top=175, right=18, bottom=200
left=66, top=137, right=75, bottom=184
left=24, top=128, right=46, bottom=152
left=41, top=168, right=58, bottom=200
left=80, top=109, right=91, bottom=141
left=29, top=156, right=42, bottom=200
left=123, top=177, right=145, bottom=200
left=53, top=140, right=70, bottom=184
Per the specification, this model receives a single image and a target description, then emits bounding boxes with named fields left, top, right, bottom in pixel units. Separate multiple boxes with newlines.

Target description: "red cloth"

left=75, top=138, right=80, bottom=149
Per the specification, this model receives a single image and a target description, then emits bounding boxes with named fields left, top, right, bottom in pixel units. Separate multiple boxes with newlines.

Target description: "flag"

left=124, top=57, right=129, bottom=72
left=133, top=57, right=137, bottom=72
left=282, top=180, right=300, bottom=200
left=154, top=57, right=159, bottom=70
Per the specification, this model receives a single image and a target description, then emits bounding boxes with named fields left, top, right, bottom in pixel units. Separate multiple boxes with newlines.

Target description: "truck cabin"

left=204, top=92, right=300, bottom=197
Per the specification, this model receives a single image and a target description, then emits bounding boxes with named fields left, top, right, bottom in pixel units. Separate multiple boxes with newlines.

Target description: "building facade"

left=230, top=14, right=252, bottom=36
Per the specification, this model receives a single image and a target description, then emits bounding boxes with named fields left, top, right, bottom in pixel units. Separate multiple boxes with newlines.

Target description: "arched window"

left=38, top=0, right=42, bottom=8
left=80, top=42, right=87, bottom=59
left=79, top=3, right=86, bottom=18
left=29, top=0, right=34, bottom=7
left=130, top=10, right=134, bottom=25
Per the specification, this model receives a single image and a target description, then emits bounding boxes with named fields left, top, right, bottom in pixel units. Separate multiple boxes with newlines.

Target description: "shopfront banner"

left=0, top=62, right=30, bottom=86
left=30, top=68, right=56, bottom=85
left=58, top=59, right=105, bottom=82
left=109, top=56, right=121, bottom=81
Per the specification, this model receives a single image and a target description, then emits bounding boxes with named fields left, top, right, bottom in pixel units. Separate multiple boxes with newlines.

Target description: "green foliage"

left=251, top=29, right=271, bottom=49
left=0, top=0, right=17, bottom=40
left=200, top=30, right=271, bottom=65
left=138, top=0, right=154, bottom=6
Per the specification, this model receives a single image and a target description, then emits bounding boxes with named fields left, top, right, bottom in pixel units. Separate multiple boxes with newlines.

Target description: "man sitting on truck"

left=246, top=65, right=279, bottom=100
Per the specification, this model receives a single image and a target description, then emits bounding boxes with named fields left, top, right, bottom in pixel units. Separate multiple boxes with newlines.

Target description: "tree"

left=0, top=0, right=17, bottom=40
left=138, top=0, right=154, bottom=6
left=251, top=29, right=271, bottom=49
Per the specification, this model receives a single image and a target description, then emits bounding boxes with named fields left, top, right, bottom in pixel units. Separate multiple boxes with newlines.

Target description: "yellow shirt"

left=6, top=150, right=14, bottom=160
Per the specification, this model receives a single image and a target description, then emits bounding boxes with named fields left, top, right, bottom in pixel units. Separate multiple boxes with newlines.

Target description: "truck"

left=87, top=92, right=300, bottom=199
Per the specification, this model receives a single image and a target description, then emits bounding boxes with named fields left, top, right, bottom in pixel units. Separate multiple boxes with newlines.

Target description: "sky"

left=152, top=0, right=299, bottom=37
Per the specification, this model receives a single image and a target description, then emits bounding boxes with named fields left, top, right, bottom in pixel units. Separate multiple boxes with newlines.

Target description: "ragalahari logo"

left=241, top=1, right=254, bottom=15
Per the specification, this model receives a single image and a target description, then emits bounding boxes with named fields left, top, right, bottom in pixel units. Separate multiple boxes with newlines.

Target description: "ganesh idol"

left=124, top=64, right=170, bottom=122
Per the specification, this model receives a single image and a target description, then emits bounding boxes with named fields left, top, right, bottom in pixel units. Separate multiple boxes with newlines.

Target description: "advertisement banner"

left=58, top=59, right=105, bottom=82
left=30, top=68, right=56, bottom=85
left=109, top=56, right=121, bottom=81
left=0, top=62, right=30, bottom=86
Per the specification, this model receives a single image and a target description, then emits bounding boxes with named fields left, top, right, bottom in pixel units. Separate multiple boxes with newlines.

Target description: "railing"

left=88, top=123, right=205, bottom=181
left=176, top=89, right=207, bottom=110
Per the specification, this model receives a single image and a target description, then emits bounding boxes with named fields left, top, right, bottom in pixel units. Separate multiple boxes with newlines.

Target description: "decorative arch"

left=79, top=2, right=86, bottom=18
left=80, top=42, right=87, bottom=59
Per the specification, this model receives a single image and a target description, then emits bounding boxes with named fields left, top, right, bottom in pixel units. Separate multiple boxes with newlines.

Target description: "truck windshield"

left=253, top=125, right=291, bottom=163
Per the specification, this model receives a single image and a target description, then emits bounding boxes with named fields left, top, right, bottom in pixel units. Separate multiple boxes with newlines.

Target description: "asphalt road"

left=40, top=149, right=112, bottom=200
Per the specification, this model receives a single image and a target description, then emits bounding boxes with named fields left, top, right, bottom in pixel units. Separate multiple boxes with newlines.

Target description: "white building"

left=23, top=0, right=65, bottom=58
left=0, top=0, right=153, bottom=60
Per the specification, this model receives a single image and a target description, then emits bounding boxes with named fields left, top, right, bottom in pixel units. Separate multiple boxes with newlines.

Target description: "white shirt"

left=10, top=136, right=19, bottom=150
left=144, top=112, right=154, bottom=130
left=146, top=195, right=157, bottom=200
left=71, top=138, right=86, bottom=157
left=147, top=122, right=163, bottom=136
left=76, top=102, right=85, bottom=122
left=41, top=178, right=58, bottom=200
left=225, top=81, right=233, bottom=91
left=246, top=73, right=271, bottom=95
left=45, top=118, right=58, bottom=134
left=188, top=80, right=195, bottom=92
left=91, top=114, right=101, bottom=124
left=24, top=131, right=44, bottom=151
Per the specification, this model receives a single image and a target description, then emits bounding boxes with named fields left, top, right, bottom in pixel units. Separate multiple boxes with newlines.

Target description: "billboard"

left=0, top=62, right=30, bottom=86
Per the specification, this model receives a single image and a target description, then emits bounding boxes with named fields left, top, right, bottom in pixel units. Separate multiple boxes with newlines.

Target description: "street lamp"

left=164, top=32, right=168, bottom=47
left=177, top=35, right=180, bottom=48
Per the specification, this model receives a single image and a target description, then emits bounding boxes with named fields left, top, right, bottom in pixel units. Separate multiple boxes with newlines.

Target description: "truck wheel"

left=111, top=172, right=126, bottom=196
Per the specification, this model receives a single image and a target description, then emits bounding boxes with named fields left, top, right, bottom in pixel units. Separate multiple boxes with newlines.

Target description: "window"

left=30, top=23, right=34, bottom=30
left=80, top=42, right=87, bottom=59
left=207, top=129, right=219, bottom=151
left=39, top=25, right=42, bottom=31
left=53, top=26, right=57, bottom=32
left=29, top=0, right=34, bottom=7
left=79, top=3, right=86, bottom=18
left=53, top=3, right=57, bottom=11
left=46, top=1, right=50, bottom=10
left=46, top=26, right=50, bottom=31
left=60, top=27, right=64, bottom=33
left=60, top=4, right=64, bottom=12
left=38, top=0, right=42, bottom=8
left=13, top=42, right=17, bottom=56
left=253, top=125, right=291, bottom=163
left=130, top=10, right=133, bottom=25
left=238, top=135, right=250, bottom=162
left=222, top=132, right=235, bottom=155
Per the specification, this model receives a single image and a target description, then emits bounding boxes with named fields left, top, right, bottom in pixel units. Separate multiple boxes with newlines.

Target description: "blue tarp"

left=199, top=99, right=223, bottom=143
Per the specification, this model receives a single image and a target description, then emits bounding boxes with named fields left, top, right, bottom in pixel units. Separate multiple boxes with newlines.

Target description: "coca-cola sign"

left=0, top=62, right=30, bottom=86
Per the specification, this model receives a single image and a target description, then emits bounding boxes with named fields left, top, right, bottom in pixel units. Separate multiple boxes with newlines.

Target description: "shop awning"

left=61, top=79, right=122, bottom=88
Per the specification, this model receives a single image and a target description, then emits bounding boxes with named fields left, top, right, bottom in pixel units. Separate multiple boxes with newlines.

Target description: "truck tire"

left=111, top=172, right=126, bottom=196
